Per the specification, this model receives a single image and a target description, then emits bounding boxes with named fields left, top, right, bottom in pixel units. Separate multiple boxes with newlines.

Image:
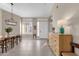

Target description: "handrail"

left=72, top=42, right=79, bottom=48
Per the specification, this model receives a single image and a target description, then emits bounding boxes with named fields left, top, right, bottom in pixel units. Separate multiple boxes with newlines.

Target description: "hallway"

left=0, top=37, right=53, bottom=56
left=0, top=3, right=78, bottom=56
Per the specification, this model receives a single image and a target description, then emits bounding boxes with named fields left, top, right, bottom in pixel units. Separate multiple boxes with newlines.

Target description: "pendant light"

left=10, top=3, right=14, bottom=21
left=10, top=3, right=17, bottom=23
left=5, top=3, right=17, bottom=26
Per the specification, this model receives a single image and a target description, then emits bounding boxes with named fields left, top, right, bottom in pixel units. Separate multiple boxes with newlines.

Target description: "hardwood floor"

left=0, top=36, right=53, bottom=56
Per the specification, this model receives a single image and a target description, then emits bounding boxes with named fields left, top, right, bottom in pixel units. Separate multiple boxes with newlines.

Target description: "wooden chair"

left=0, top=37, right=9, bottom=53
left=11, top=36, right=15, bottom=48
left=17, top=35, right=22, bottom=42
left=13, top=36, right=18, bottom=45
left=16, top=36, right=19, bottom=45
left=4, top=37, right=12, bottom=52
left=0, top=35, right=22, bottom=53
left=0, top=40, right=5, bottom=53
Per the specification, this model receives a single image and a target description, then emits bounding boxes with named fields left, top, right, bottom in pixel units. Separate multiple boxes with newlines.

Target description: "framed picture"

left=5, top=19, right=17, bottom=26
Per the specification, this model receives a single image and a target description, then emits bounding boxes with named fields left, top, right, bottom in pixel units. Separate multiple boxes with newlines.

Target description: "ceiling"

left=0, top=3, right=79, bottom=25
left=0, top=3, right=54, bottom=17
left=52, top=3, right=79, bottom=26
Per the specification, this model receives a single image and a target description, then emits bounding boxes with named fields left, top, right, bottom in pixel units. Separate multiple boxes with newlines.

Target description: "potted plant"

left=5, top=27, right=13, bottom=37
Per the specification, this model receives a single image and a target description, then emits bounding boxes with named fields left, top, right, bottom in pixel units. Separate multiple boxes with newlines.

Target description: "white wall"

left=52, top=16, right=59, bottom=33
left=69, top=14, right=79, bottom=55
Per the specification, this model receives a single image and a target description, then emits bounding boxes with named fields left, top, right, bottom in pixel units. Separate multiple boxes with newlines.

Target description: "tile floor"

left=0, top=36, right=53, bottom=56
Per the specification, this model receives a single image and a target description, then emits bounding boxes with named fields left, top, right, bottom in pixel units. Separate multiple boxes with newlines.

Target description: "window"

left=22, top=22, right=32, bottom=34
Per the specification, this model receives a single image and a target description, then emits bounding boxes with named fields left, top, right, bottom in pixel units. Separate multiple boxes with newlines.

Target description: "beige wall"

left=0, top=9, right=2, bottom=36
left=0, top=9, right=21, bottom=36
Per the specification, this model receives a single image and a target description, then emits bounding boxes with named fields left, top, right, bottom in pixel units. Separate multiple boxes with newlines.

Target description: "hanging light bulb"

left=11, top=3, right=14, bottom=21
left=10, top=3, right=17, bottom=25
left=5, top=3, right=17, bottom=26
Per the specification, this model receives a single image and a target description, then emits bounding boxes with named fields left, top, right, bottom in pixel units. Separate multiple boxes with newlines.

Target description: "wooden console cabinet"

left=48, top=33, right=73, bottom=56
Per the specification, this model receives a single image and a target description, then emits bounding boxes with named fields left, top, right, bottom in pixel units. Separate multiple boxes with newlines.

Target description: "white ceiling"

left=0, top=3, right=54, bottom=17
left=52, top=3, right=79, bottom=20
left=52, top=3, right=79, bottom=26
left=1, top=3, right=79, bottom=25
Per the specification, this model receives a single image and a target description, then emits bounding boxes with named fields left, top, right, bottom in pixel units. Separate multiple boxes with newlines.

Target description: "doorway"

left=21, top=18, right=48, bottom=39
left=37, top=19, right=48, bottom=39
left=21, top=19, right=33, bottom=38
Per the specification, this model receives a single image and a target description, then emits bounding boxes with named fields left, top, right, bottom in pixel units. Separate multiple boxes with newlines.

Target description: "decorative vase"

left=60, top=26, right=64, bottom=34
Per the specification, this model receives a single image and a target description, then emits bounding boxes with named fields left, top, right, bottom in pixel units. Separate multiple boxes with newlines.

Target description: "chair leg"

left=12, top=39, right=14, bottom=48
left=19, top=38, right=21, bottom=42
left=5, top=47, right=7, bottom=53
left=5, top=42, right=7, bottom=53
left=16, top=38, right=18, bottom=45
left=1, top=44, right=4, bottom=53
left=11, top=39, right=13, bottom=48
left=2, top=48, right=4, bottom=53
